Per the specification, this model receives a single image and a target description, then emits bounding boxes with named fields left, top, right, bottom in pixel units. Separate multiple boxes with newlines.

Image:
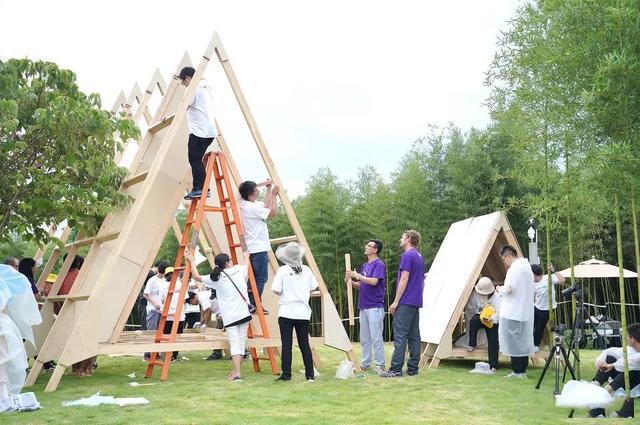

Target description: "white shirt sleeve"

left=272, top=267, right=284, bottom=293
left=143, top=279, right=153, bottom=295
left=202, top=276, right=218, bottom=290
left=308, top=268, right=318, bottom=291
left=596, top=347, right=621, bottom=366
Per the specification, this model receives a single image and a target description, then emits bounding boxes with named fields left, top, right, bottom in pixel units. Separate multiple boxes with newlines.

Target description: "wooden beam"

left=269, top=236, right=297, bottom=245
left=148, top=114, right=174, bottom=133
left=344, top=254, right=354, bottom=326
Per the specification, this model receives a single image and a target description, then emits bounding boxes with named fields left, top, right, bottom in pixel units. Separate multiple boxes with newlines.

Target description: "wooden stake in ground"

left=344, top=254, right=355, bottom=326
left=615, top=194, right=631, bottom=397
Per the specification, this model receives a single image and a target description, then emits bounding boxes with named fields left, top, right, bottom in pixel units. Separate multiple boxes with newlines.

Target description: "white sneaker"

left=505, top=372, right=526, bottom=378
left=373, top=366, right=385, bottom=375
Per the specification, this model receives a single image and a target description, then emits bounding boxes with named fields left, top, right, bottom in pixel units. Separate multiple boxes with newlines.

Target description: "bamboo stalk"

left=632, top=196, right=640, bottom=311
left=614, top=194, right=630, bottom=397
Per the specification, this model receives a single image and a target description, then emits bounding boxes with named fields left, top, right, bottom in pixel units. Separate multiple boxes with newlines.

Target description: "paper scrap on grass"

left=130, top=382, right=156, bottom=387
left=555, top=380, right=613, bottom=409
left=127, top=373, right=136, bottom=378
left=63, top=392, right=150, bottom=407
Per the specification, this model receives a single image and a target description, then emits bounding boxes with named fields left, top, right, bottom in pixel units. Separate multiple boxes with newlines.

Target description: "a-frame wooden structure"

left=26, top=32, right=354, bottom=392
left=30, top=70, right=168, bottom=358
left=418, top=211, right=544, bottom=367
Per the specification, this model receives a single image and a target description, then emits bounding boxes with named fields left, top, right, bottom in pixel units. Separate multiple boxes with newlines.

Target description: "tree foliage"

left=0, top=59, right=138, bottom=244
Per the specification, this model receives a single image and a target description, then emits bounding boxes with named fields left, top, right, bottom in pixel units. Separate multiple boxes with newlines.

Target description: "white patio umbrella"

left=559, top=257, right=638, bottom=279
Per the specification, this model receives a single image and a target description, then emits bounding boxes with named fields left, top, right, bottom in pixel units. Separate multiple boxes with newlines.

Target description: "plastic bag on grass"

left=335, top=360, right=354, bottom=379
left=555, top=380, right=613, bottom=409
left=63, top=391, right=150, bottom=407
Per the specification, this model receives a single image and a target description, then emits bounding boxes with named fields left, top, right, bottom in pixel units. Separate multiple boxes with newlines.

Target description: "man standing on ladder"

left=238, top=180, right=280, bottom=311
left=179, top=66, right=217, bottom=200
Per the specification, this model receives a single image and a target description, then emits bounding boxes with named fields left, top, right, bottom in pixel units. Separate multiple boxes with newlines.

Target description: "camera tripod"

left=535, top=329, right=576, bottom=395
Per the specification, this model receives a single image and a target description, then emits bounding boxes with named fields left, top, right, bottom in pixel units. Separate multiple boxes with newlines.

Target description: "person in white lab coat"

left=496, top=245, right=535, bottom=378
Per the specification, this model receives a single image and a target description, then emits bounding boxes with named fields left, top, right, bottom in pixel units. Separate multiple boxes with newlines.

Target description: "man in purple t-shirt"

left=347, top=239, right=387, bottom=374
left=381, top=229, right=425, bottom=377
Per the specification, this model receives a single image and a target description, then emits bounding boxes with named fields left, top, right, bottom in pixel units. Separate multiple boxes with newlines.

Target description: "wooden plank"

left=98, top=338, right=281, bottom=355
left=148, top=114, right=174, bottom=133
left=44, top=294, right=90, bottom=302
left=269, top=235, right=297, bottom=245
left=344, top=254, right=354, bottom=326
left=123, top=171, right=149, bottom=188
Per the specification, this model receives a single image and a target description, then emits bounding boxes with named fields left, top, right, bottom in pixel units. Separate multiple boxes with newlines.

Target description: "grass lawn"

left=8, top=344, right=625, bottom=424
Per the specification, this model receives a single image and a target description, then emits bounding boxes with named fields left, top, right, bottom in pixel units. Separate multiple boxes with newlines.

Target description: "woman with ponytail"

left=186, top=249, right=251, bottom=381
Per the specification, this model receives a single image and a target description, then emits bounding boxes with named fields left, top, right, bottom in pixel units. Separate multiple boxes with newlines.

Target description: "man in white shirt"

left=179, top=66, right=217, bottom=200
left=497, top=244, right=535, bottom=378
left=588, top=323, right=640, bottom=418
left=238, top=180, right=280, bottom=308
left=532, top=263, right=566, bottom=348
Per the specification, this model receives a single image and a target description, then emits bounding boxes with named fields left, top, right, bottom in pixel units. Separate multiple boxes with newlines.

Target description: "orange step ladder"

left=145, top=151, right=279, bottom=381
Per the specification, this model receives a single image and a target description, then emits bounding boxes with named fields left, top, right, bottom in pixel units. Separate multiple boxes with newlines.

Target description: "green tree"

left=0, top=59, right=138, bottom=243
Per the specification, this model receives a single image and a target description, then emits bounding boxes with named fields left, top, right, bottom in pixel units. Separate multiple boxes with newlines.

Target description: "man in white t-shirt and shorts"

left=532, top=263, right=566, bottom=349
left=178, top=66, right=217, bottom=200
left=238, top=180, right=280, bottom=309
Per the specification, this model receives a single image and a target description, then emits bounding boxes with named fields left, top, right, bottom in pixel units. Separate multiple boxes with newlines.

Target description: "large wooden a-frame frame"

left=419, top=211, right=542, bottom=367
left=26, top=32, right=354, bottom=392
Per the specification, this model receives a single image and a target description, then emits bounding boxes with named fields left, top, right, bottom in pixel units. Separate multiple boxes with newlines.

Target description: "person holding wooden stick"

left=531, top=263, right=565, bottom=349
left=587, top=322, right=640, bottom=418
left=381, top=230, right=425, bottom=378
left=346, top=239, right=387, bottom=374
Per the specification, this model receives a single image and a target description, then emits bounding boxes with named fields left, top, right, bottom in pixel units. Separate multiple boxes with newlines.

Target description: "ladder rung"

left=148, top=114, right=174, bottom=133
left=229, top=243, right=241, bottom=248
left=123, top=171, right=148, bottom=187
left=228, top=220, right=235, bottom=225
left=203, top=206, right=230, bottom=212
left=269, top=236, right=298, bottom=245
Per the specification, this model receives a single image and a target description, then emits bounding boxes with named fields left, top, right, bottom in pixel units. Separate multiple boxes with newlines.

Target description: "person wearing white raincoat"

left=496, top=245, right=534, bottom=378
left=0, top=264, right=42, bottom=410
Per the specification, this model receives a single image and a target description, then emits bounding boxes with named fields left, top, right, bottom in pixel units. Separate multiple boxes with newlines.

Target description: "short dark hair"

left=531, top=264, right=543, bottom=276
left=179, top=66, right=195, bottom=81
left=367, top=239, right=383, bottom=254
left=628, top=323, right=640, bottom=342
left=157, top=260, right=170, bottom=274
left=499, top=244, right=518, bottom=258
left=238, top=181, right=257, bottom=201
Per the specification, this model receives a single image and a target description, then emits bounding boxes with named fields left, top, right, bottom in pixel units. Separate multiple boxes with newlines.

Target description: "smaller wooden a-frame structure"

left=419, top=211, right=544, bottom=367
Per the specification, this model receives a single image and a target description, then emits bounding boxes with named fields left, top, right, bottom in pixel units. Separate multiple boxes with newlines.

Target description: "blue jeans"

left=389, top=304, right=420, bottom=374
left=249, top=251, right=269, bottom=304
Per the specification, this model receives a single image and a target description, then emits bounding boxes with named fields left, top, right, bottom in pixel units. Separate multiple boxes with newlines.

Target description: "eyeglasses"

left=365, top=243, right=377, bottom=248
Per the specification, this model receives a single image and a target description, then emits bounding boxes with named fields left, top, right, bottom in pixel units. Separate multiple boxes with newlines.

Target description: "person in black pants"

left=465, top=277, right=501, bottom=371
left=271, top=243, right=318, bottom=381
left=587, top=323, right=640, bottom=418
left=178, top=66, right=217, bottom=200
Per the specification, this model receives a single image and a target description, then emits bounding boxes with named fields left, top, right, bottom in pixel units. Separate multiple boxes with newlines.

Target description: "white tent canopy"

left=559, top=258, right=637, bottom=279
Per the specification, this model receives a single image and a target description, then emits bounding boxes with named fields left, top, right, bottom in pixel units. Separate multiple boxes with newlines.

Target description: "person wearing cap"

left=346, top=239, right=387, bottom=374
left=42, top=273, right=57, bottom=297
left=143, top=260, right=170, bottom=361
left=272, top=242, right=318, bottom=382
left=497, top=244, right=535, bottom=378
left=464, top=277, right=501, bottom=371
left=177, top=66, right=217, bottom=201
left=532, top=263, right=565, bottom=349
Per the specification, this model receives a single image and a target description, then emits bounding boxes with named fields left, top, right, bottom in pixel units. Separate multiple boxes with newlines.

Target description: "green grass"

left=8, top=345, right=625, bottom=424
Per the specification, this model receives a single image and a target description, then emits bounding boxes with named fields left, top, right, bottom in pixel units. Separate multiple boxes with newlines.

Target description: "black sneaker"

left=614, top=398, right=634, bottom=418
left=407, top=369, right=419, bottom=376
left=206, top=350, right=223, bottom=361
left=184, top=189, right=202, bottom=200
left=588, top=407, right=606, bottom=418
left=275, top=374, right=291, bottom=382
left=380, top=369, right=403, bottom=378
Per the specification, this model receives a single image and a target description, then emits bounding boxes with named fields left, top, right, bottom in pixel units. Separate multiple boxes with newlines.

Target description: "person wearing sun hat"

left=271, top=242, right=318, bottom=382
left=464, top=276, right=501, bottom=371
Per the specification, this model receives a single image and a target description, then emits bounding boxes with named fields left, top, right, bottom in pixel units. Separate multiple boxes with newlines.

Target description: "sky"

left=1, top=0, right=522, bottom=198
